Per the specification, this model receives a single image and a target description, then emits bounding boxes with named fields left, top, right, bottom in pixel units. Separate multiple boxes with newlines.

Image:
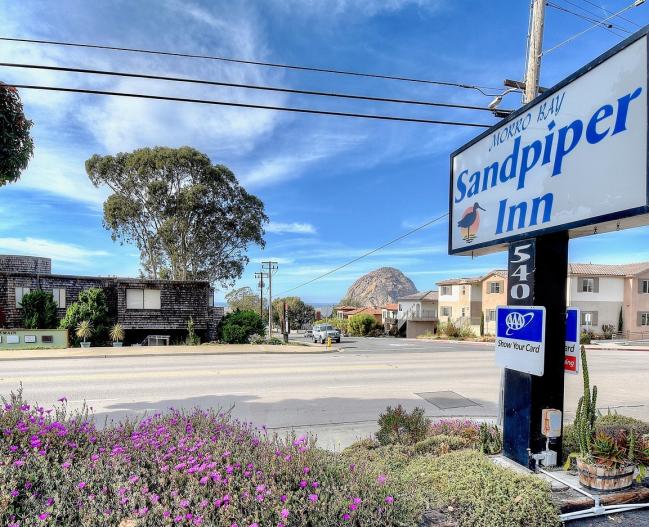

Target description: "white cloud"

left=266, top=222, right=316, bottom=234
left=0, top=237, right=110, bottom=266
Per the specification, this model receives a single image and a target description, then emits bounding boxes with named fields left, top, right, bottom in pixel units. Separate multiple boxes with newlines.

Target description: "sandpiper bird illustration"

left=458, top=202, right=485, bottom=242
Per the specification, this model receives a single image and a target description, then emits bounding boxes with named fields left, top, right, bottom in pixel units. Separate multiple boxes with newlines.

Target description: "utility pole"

left=261, top=261, right=278, bottom=337
left=254, top=271, right=267, bottom=319
left=523, top=0, right=546, bottom=103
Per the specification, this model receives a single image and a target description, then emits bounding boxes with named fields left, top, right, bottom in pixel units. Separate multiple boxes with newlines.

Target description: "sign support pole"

left=503, top=233, right=568, bottom=465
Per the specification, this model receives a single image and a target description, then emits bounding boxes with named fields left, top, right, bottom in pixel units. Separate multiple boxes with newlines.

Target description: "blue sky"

left=1, top=0, right=649, bottom=304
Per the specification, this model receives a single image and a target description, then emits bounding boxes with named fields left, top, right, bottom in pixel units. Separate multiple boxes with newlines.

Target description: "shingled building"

left=0, top=255, right=224, bottom=343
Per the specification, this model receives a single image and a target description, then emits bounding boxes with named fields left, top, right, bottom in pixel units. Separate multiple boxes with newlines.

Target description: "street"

left=1, top=337, right=647, bottom=450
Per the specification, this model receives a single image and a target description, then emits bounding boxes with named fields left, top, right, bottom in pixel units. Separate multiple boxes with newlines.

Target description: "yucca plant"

left=109, top=323, right=125, bottom=343
left=75, top=320, right=93, bottom=345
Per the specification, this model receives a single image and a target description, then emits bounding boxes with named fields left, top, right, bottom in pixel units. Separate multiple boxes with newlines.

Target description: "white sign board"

left=564, top=307, right=580, bottom=375
left=450, top=34, right=649, bottom=255
left=495, top=306, right=546, bottom=376
left=6, top=335, right=19, bottom=344
left=24, top=335, right=37, bottom=344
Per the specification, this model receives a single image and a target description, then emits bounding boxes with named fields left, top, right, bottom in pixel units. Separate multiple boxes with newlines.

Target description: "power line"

left=3, top=84, right=492, bottom=127
left=558, top=0, right=633, bottom=32
left=581, top=0, right=642, bottom=27
left=547, top=1, right=629, bottom=36
left=0, top=62, right=510, bottom=113
left=278, top=212, right=449, bottom=295
left=0, top=36, right=501, bottom=94
left=542, top=0, right=642, bottom=55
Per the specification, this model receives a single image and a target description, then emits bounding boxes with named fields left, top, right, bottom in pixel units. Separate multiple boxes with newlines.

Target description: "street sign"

left=564, top=307, right=580, bottom=375
left=496, top=306, right=546, bottom=376
left=449, top=32, right=649, bottom=256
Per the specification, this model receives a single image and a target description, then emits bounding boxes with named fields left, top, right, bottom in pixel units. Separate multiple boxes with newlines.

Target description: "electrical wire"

left=582, top=0, right=642, bottom=27
left=0, top=62, right=510, bottom=113
left=278, top=212, right=449, bottom=295
left=2, top=83, right=492, bottom=127
left=542, top=1, right=641, bottom=55
left=558, top=0, right=633, bottom=32
left=0, top=36, right=501, bottom=94
left=547, top=1, right=629, bottom=37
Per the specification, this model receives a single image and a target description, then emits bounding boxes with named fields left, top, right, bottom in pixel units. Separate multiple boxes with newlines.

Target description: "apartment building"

left=481, top=270, right=507, bottom=334
left=436, top=277, right=482, bottom=334
left=396, top=291, right=438, bottom=338
left=568, top=262, right=649, bottom=337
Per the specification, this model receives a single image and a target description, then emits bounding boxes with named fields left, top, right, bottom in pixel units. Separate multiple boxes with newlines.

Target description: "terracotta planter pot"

left=577, top=458, right=635, bottom=491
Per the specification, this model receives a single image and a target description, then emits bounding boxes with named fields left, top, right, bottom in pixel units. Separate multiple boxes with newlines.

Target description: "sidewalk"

left=0, top=342, right=339, bottom=361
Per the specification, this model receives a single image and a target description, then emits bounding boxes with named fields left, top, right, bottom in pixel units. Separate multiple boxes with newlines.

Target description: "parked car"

left=304, top=329, right=313, bottom=339
left=312, top=324, right=341, bottom=344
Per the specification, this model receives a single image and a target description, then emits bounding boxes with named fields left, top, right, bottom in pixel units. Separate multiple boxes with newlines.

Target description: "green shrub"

left=20, top=289, right=58, bottom=329
left=411, top=434, right=472, bottom=456
left=59, top=288, right=110, bottom=346
left=186, top=316, right=200, bottom=345
left=377, top=405, right=430, bottom=446
left=580, top=330, right=593, bottom=344
left=347, top=314, right=378, bottom=336
left=440, top=321, right=460, bottom=338
left=218, top=309, right=265, bottom=343
left=403, top=450, right=559, bottom=527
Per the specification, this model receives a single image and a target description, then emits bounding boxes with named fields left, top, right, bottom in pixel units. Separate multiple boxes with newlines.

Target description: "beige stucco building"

left=436, top=277, right=482, bottom=334
left=480, top=270, right=507, bottom=335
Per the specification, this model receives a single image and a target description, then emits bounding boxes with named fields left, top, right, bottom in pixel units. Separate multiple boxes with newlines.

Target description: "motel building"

left=0, top=254, right=224, bottom=345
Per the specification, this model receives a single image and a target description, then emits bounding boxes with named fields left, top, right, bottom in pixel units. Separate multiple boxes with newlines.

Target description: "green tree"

left=618, top=307, right=623, bottom=333
left=21, top=290, right=58, bottom=329
left=480, top=311, right=485, bottom=337
left=226, top=286, right=264, bottom=314
left=86, top=147, right=268, bottom=286
left=60, top=288, right=111, bottom=345
left=272, top=297, right=315, bottom=330
left=0, top=84, right=34, bottom=186
left=217, top=310, right=265, bottom=344
left=348, top=314, right=378, bottom=336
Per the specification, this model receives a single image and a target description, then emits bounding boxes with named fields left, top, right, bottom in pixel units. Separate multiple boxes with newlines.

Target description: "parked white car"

left=312, top=324, right=341, bottom=344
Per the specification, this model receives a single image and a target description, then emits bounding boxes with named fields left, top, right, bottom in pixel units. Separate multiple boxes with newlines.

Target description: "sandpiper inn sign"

left=449, top=33, right=649, bottom=255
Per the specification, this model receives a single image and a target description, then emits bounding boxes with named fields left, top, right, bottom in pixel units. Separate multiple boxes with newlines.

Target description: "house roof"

left=382, top=303, right=399, bottom=311
left=347, top=307, right=382, bottom=316
left=483, top=269, right=508, bottom=280
left=335, top=305, right=359, bottom=311
left=436, top=277, right=481, bottom=285
left=397, top=290, right=438, bottom=302
left=568, top=262, right=649, bottom=277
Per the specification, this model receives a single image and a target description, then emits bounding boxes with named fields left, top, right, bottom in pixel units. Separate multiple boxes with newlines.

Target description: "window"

left=640, top=313, right=649, bottom=326
left=581, top=311, right=598, bottom=326
left=440, top=286, right=451, bottom=296
left=126, top=288, right=161, bottom=310
left=440, top=306, right=451, bottom=317
left=41, top=335, right=54, bottom=344
left=581, top=277, right=595, bottom=293
left=398, top=304, right=402, bottom=311
left=461, top=307, right=467, bottom=317
left=208, top=291, right=214, bottom=307
left=640, top=280, right=649, bottom=294
left=487, top=309, right=497, bottom=322
left=488, top=281, right=502, bottom=294
left=461, top=286, right=466, bottom=295
left=52, top=288, right=66, bottom=308
left=15, top=287, right=30, bottom=308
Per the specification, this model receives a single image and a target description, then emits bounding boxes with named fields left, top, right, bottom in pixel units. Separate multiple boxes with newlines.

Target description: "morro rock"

left=341, top=267, right=417, bottom=307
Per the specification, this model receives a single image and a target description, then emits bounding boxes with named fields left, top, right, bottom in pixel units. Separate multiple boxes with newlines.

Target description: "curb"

left=0, top=347, right=342, bottom=362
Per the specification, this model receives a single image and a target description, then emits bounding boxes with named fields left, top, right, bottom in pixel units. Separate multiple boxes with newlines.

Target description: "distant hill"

left=341, top=267, right=417, bottom=307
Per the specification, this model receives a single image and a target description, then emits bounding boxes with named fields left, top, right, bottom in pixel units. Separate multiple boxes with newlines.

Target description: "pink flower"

left=303, top=466, right=310, bottom=474
left=281, top=508, right=289, bottom=518
left=385, top=496, right=395, bottom=504
left=78, top=482, right=87, bottom=489
left=377, top=474, right=387, bottom=485
left=38, top=513, right=49, bottom=521
left=281, top=495, right=288, bottom=502
left=308, top=494, right=318, bottom=502
left=299, top=480, right=308, bottom=488
left=342, top=513, right=351, bottom=521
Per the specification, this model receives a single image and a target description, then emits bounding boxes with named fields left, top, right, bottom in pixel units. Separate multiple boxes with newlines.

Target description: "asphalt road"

left=1, top=336, right=647, bottom=450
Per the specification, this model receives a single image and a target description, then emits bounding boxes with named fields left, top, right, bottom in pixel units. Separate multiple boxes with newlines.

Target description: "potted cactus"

left=76, top=320, right=93, bottom=348
left=570, top=345, right=646, bottom=490
left=110, top=323, right=125, bottom=347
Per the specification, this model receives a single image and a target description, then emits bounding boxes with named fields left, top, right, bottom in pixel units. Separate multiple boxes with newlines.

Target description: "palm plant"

left=109, top=323, right=125, bottom=343
left=75, top=320, right=93, bottom=345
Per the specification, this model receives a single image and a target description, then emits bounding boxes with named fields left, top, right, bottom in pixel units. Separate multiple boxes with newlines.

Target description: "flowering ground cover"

left=1, top=394, right=559, bottom=527
left=0, top=390, right=420, bottom=526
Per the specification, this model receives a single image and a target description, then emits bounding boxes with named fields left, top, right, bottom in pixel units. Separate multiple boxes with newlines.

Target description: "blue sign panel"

left=496, top=306, right=546, bottom=376
left=565, top=307, right=580, bottom=375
